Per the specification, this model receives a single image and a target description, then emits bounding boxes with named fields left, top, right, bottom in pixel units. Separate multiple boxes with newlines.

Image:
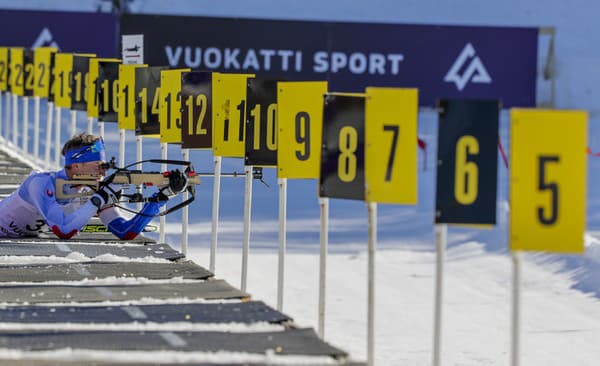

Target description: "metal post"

left=87, top=116, right=94, bottom=134
left=181, top=149, right=190, bottom=255
left=159, top=142, right=167, bottom=243
left=33, top=96, right=40, bottom=159
left=277, top=177, right=287, bottom=311
left=367, top=202, right=377, bottom=366
left=241, top=165, right=253, bottom=292
left=54, top=106, right=61, bottom=166
left=136, top=135, right=143, bottom=211
left=44, top=101, right=54, bottom=167
left=511, top=251, right=521, bottom=366
left=119, top=129, right=126, bottom=167
left=210, top=155, right=222, bottom=274
left=5, top=92, right=11, bottom=142
left=0, top=92, right=3, bottom=138
left=318, top=197, right=329, bottom=338
left=98, top=121, right=105, bottom=139
left=70, top=110, right=77, bottom=137
left=22, top=96, right=29, bottom=153
left=433, top=224, right=447, bottom=366
left=12, top=94, right=18, bottom=146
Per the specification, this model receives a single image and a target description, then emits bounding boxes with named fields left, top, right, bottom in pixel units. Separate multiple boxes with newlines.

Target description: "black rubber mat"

left=0, top=362, right=365, bottom=366
left=0, top=242, right=182, bottom=260
left=1, top=361, right=365, bottom=366
left=0, top=328, right=346, bottom=357
left=0, top=261, right=211, bottom=282
left=0, top=280, right=247, bottom=304
left=0, top=301, right=289, bottom=324
left=31, top=231, right=158, bottom=244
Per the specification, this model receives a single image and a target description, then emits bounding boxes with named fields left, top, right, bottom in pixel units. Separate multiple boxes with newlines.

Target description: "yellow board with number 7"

left=510, top=108, right=587, bottom=253
left=277, top=81, right=327, bottom=179
left=160, top=68, right=190, bottom=143
left=365, top=87, right=418, bottom=204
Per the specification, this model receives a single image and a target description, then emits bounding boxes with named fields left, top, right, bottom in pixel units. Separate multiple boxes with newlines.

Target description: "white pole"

left=159, top=142, right=168, bottom=243
left=241, top=165, right=253, bottom=292
left=511, top=251, right=521, bottom=366
left=33, top=96, right=40, bottom=159
left=87, top=116, right=94, bottom=134
left=98, top=121, right=105, bottom=139
left=136, top=135, right=143, bottom=211
left=5, top=92, right=11, bottom=141
left=12, top=94, right=18, bottom=147
left=54, top=106, right=62, bottom=166
left=433, top=224, right=448, bottom=366
left=119, top=129, right=126, bottom=167
left=44, top=101, right=54, bottom=168
left=22, top=96, right=29, bottom=153
left=367, top=202, right=377, bottom=366
left=181, top=149, right=190, bottom=255
left=277, top=177, right=288, bottom=311
left=210, top=155, right=222, bottom=274
left=318, top=196, right=329, bottom=338
left=70, top=110, right=77, bottom=137
left=0, top=92, right=3, bottom=138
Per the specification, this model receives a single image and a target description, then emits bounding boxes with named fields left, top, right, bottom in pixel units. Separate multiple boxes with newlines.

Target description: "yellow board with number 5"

left=365, top=87, right=418, bottom=204
left=510, top=108, right=587, bottom=253
left=53, top=53, right=73, bottom=108
left=212, top=72, right=254, bottom=157
left=118, top=64, right=146, bottom=130
left=160, top=68, right=190, bottom=143
left=277, top=81, right=327, bottom=179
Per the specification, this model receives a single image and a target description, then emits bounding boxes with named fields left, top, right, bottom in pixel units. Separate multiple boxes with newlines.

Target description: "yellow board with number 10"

left=510, top=108, right=587, bottom=253
left=365, top=87, right=418, bottom=204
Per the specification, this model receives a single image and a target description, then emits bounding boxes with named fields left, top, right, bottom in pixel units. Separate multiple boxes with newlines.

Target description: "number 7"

left=383, top=124, right=399, bottom=181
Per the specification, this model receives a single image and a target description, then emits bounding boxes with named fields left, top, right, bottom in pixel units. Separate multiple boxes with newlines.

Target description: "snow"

left=186, top=245, right=600, bottom=365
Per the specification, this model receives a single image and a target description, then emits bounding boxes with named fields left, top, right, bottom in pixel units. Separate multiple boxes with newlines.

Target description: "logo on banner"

left=444, top=43, right=491, bottom=91
left=32, top=27, right=59, bottom=49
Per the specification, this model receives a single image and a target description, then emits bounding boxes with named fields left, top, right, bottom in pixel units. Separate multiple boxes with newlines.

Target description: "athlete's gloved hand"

left=161, top=169, right=188, bottom=196
left=91, top=184, right=122, bottom=210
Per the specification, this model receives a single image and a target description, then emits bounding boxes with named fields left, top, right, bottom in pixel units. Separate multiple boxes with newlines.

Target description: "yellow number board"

left=212, top=72, right=254, bottom=157
left=53, top=53, right=73, bottom=108
left=277, top=81, right=327, bottom=179
left=510, top=108, right=587, bottom=253
left=365, top=87, right=418, bottom=204
left=9, top=48, right=24, bottom=96
left=118, top=64, right=146, bottom=130
left=33, top=47, right=57, bottom=98
left=0, top=47, right=8, bottom=91
left=88, top=58, right=120, bottom=118
left=160, top=68, right=190, bottom=143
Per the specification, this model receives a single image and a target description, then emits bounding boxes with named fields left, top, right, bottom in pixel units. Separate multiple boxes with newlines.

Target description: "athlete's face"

left=69, top=160, right=106, bottom=179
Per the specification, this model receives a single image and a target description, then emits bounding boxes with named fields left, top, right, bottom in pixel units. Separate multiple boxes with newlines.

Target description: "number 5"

left=538, top=155, right=559, bottom=225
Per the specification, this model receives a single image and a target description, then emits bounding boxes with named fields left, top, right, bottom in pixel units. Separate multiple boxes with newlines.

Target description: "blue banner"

left=0, top=9, right=118, bottom=57
left=121, top=14, right=538, bottom=107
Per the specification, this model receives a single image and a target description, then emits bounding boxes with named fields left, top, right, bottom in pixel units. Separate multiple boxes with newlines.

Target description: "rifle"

left=56, top=159, right=201, bottom=217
